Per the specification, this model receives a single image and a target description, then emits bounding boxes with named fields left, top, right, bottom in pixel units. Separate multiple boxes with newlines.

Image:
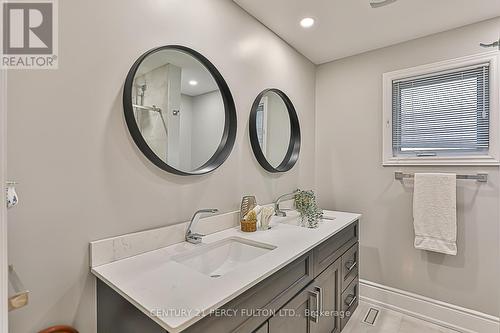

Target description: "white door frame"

left=0, top=67, right=8, bottom=333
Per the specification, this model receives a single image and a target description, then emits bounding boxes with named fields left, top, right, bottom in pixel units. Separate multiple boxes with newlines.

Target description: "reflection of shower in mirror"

left=132, top=103, right=169, bottom=149
left=137, top=84, right=147, bottom=106
left=132, top=80, right=169, bottom=160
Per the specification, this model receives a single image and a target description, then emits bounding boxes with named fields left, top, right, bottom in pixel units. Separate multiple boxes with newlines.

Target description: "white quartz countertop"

left=91, top=210, right=361, bottom=332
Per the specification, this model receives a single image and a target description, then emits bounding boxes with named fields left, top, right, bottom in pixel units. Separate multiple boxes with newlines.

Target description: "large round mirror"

left=249, top=89, right=300, bottom=173
left=123, top=45, right=237, bottom=175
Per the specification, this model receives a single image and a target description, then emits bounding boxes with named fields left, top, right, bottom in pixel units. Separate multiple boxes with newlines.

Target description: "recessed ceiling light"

left=300, top=17, right=315, bottom=28
left=189, top=80, right=198, bottom=86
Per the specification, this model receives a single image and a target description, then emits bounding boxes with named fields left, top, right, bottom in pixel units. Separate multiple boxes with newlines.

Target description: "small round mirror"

left=123, top=45, right=237, bottom=175
left=249, top=89, right=300, bottom=173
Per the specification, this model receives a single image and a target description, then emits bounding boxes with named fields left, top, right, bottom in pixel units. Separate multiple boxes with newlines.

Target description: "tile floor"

left=342, top=301, right=460, bottom=333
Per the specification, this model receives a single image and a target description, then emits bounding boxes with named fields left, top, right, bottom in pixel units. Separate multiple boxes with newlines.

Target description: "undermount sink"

left=172, top=237, right=277, bottom=278
left=277, top=211, right=336, bottom=227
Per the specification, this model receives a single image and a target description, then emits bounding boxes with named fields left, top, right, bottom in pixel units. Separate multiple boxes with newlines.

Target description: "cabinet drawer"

left=313, top=221, right=358, bottom=276
left=184, top=251, right=314, bottom=333
left=340, top=277, right=359, bottom=331
left=341, top=243, right=358, bottom=291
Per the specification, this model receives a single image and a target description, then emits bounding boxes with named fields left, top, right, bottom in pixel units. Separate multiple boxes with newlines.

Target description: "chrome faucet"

left=185, top=208, right=219, bottom=244
left=274, top=190, right=300, bottom=217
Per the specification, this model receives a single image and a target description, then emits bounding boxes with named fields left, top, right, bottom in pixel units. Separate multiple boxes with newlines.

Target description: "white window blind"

left=392, top=63, right=490, bottom=157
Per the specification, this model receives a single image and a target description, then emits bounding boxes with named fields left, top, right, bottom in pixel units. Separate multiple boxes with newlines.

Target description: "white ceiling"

left=234, top=0, right=500, bottom=64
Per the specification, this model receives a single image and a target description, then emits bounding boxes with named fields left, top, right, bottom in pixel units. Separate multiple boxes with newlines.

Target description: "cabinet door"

left=313, top=259, right=341, bottom=333
left=253, top=321, right=268, bottom=333
left=269, top=260, right=342, bottom=333
left=268, top=286, right=318, bottom=333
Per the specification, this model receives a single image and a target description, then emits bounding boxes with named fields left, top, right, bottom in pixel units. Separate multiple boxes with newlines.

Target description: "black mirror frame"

left=249, top=88, right=301, bottom=173
left=123, top=45, right=237, bottom=176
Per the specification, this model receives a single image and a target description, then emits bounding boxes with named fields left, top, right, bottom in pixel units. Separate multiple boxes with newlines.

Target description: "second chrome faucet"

left=274, top=189, right=299, bottom=217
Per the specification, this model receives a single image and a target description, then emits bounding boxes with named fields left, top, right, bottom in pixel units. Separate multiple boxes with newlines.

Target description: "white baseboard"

left=359, top=279, right=500, bottom=333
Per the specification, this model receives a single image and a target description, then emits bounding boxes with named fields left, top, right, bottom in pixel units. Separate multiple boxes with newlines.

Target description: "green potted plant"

left=294, top=189, right=323, bottom=228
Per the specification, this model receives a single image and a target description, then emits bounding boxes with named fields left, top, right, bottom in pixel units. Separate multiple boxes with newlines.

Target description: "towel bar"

left=395, top=172, right=488, bottom=183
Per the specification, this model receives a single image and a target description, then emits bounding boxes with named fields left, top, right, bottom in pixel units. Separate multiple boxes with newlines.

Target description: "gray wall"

left=315, top=18, right=500, bottom=316
left=6, top=0, right=316, bottom=332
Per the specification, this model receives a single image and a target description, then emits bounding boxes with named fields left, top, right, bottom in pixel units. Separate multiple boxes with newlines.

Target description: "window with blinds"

left=392, top=63, right=490, bottom=157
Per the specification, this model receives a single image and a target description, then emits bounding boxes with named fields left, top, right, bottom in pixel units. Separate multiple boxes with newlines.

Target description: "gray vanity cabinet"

left=97, top=220, right=359, bottom=333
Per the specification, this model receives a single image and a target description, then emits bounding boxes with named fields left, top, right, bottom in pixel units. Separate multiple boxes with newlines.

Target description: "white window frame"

left=382, top=51, right=500, bottom=166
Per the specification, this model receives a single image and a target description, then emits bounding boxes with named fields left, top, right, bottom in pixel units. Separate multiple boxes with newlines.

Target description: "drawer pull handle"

left=345, top=260, right=357, bottom=271
left=315, top=286, right=323, bottom=313
left=308, top=289, right=321, bottom=323
left=345, top=294, right=357, bottom=308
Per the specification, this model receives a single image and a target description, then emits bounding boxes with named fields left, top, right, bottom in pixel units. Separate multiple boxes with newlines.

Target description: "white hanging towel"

left=413, top=173, right=457, bottom=255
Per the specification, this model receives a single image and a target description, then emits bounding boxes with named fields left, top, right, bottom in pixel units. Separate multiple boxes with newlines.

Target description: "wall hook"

left=480, top=39, right=500, bottom=50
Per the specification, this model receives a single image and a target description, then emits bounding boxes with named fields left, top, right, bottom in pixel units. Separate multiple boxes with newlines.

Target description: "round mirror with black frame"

left=123, top=45, right=237, bottom=176
left=249, top=89, right=301, bottom=173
